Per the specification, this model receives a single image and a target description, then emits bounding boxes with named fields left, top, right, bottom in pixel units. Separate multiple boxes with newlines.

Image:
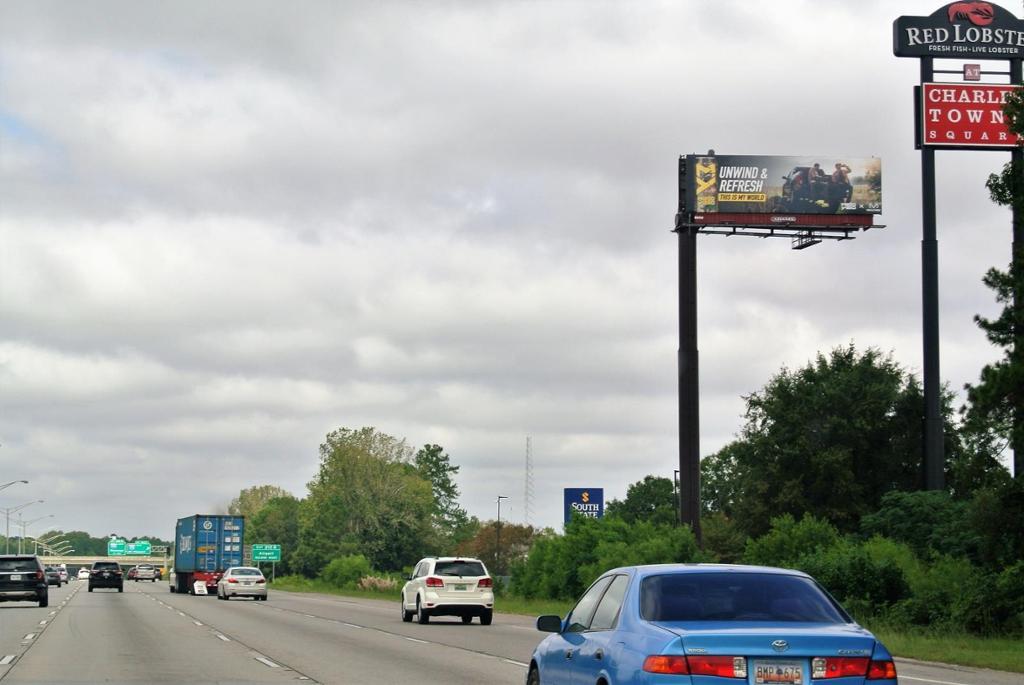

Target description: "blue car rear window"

left=640, top=572, right=848, bottom=623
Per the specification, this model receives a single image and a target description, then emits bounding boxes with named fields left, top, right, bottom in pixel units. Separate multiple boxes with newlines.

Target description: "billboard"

left=920, top=83, right=1023, bottom=149
left=894, top=3, right=1024, bottom=60
left=563, top=488, right=604, bottom=525
left=687, top=155, right=882, bottom=217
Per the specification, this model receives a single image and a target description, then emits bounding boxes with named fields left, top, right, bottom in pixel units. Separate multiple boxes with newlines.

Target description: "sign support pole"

left=920, top=56, right=945, bottom=490
left=677, top=156, right=701, bottom=541
left=1012, top=59, right=1024, bottom=479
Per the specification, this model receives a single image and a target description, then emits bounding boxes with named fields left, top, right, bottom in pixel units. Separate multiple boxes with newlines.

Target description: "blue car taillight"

left=643, top=655, right=747, bottom=678
left=868, top=660, right=898, bottom=679
left=812, top=657, right=869, bottom=678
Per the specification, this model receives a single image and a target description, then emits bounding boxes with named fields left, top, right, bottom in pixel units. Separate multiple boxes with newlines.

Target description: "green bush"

left=953, top=561, right=1024, bottom=635
left=701, top=512, right=747, bottom=563
left=887, top=554, right=975, bottom=628
left=320, top=554, right=372, bottom=589
left=860, top=490, right=975, bottom=560
left=511, top=516, right=704, bottom=601
left=796, top=539, right=910, bottom=619
left=742, top=514, right=840, bottom=568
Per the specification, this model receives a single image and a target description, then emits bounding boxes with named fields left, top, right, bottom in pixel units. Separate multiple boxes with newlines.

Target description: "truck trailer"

left=172, top=515, right=244, bottom=594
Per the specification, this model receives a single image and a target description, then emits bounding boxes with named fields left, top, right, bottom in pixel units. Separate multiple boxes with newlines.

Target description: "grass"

left=867, top=624, right=1024, bottom=673
left=273, top=575, right=574, bottom=616
left=272, top=578, right=1022, bottom=673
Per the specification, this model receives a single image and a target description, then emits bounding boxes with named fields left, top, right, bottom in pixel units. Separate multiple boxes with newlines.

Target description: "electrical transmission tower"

left=523, top=437, right=534, bottom=525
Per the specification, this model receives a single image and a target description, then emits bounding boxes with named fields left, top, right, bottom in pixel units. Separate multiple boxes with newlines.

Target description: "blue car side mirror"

left=536, top=615, right=563, bottom=633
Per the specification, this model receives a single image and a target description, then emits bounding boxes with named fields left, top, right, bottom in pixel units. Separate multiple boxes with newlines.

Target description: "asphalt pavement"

left=0, top=580, right=1020, bottom=684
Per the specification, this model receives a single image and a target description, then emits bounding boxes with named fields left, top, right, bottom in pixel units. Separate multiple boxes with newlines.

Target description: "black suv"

left=0, top=555, right=48, bottom=607
left=88, top=561, right=124, bottom=592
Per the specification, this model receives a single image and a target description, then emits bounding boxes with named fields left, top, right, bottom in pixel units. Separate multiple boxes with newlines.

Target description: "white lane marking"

left=303, top=613, right=316, bottom=618
left=215, top=634, right=231, bottom=642
left=22, top=634, right=35, bottom=641
left=342, top=622, right=362, bottom=629
left=900, top=677, right=975, bottom=685
left=503, top=659, right=529, bottom=668
left=0, top=655, right=16, bottom=665
left=404, top=637, right=428, bottom=644
left=48, top=611, right=56, bottom=616
left=177, top=611, right=186, bottom=617
left=38, top=620, right=47, bottom=626
left=255, top=657, right=280, bottom=668
left=193, top=620, right=203, bottom=626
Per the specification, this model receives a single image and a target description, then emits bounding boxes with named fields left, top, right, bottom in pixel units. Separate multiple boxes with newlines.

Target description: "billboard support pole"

left=920, top=56, right=945, bottom=491
left=677, top=157, right=701, bottom=543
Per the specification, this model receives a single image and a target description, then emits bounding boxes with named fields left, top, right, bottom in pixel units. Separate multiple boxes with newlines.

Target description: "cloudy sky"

left=0, top=1, right=1017, bottom=541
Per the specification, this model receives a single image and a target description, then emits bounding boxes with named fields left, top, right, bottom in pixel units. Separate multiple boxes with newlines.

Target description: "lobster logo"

left=948, top=2, right=995, bottom=26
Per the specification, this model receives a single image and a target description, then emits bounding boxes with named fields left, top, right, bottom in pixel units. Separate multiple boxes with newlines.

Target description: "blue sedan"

left=528, top=564, right=898, bottom=685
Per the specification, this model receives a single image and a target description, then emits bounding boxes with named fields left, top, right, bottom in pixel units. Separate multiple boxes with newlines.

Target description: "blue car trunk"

left=654, top=622, right=880, bottom=684
left=659, top=621, right=877, bottom=656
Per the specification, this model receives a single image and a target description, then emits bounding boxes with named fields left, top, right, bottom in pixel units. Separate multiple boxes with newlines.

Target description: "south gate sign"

left=894, top=2, right=1024, bottom=59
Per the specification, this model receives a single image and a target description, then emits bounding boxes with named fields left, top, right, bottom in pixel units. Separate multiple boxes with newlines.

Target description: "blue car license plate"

left=754, top=660, right=803, bottom=684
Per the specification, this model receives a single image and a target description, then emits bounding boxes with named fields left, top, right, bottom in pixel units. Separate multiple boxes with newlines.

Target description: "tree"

left=291, top=427, right=434, bottom=575
left=228, top=485, right=293, bottom=520
left=722, top=345, right=959, bottom=536
left=604, top=476, right=677, bottom=526
left=700, top=442, right=748, bottom=516
left=860, top=490, right=976, bottom=560
left=962, top=264, right=1024, bottom=479
left=457, top=521, right=536, bottom=576
left=248, top=495, right=301, bottom=575
left=981, top=88, right=1024, bottom=479
left=414, top=444, right=471, bottom=549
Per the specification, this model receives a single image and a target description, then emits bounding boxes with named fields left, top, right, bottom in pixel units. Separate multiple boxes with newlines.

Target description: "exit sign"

left=251, top=544, right=281, bottom=562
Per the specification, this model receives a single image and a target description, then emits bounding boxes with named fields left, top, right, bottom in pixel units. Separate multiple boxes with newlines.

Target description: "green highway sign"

left=107, top=539, right=152, bottom=556
left=126, top=541, right=152, bottom=555
left=251, top=544, right=281, bottom=562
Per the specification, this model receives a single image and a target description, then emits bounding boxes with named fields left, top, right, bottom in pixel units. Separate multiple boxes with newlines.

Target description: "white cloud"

left=0, top=0, right=1015, bottom=537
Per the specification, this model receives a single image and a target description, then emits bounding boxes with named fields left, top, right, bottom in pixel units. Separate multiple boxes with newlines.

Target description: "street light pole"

left=3, top=500, right=43, bottom=554
left=18, top=514, right=53, bottom=554
left=36, top=531, right=65, bottom=549
left=495, top=496, right=509, bottom=576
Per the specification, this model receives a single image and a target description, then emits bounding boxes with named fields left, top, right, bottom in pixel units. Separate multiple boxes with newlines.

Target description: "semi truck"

left=171, top=515, right=244, bottom=595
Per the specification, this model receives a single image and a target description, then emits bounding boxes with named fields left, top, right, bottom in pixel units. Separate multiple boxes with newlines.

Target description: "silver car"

left=134, top=564, right=157, bottom=581
left=216, top=567, right=267, bottom=600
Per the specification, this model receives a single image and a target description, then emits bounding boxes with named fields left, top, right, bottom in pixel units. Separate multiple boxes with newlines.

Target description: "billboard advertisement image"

left=563, top=488, right=604, bottom=525
left=688, top=155, right=882, bottom=216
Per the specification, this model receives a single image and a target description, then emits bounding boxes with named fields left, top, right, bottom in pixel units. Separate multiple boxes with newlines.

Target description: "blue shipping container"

left=174, top=515, right=245, bottom=573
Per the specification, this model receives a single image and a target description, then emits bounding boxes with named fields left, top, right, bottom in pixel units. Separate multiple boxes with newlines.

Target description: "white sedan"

left=77, top=567, right=90, bottom=580
left=216, top=567, right=267, bottom=600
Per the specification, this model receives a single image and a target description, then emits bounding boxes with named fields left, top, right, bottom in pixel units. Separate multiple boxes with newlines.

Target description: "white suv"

left=400, top=557, right=494, bottom=625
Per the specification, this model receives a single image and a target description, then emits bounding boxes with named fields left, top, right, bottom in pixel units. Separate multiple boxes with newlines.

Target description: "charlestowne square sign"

left=921, top=83, right=1023, bottom=148
left=893, top=2, right=1024, bottom=493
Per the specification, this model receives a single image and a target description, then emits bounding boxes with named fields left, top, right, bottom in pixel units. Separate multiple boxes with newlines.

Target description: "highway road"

left=0, top=581, right=1020, bottom=684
